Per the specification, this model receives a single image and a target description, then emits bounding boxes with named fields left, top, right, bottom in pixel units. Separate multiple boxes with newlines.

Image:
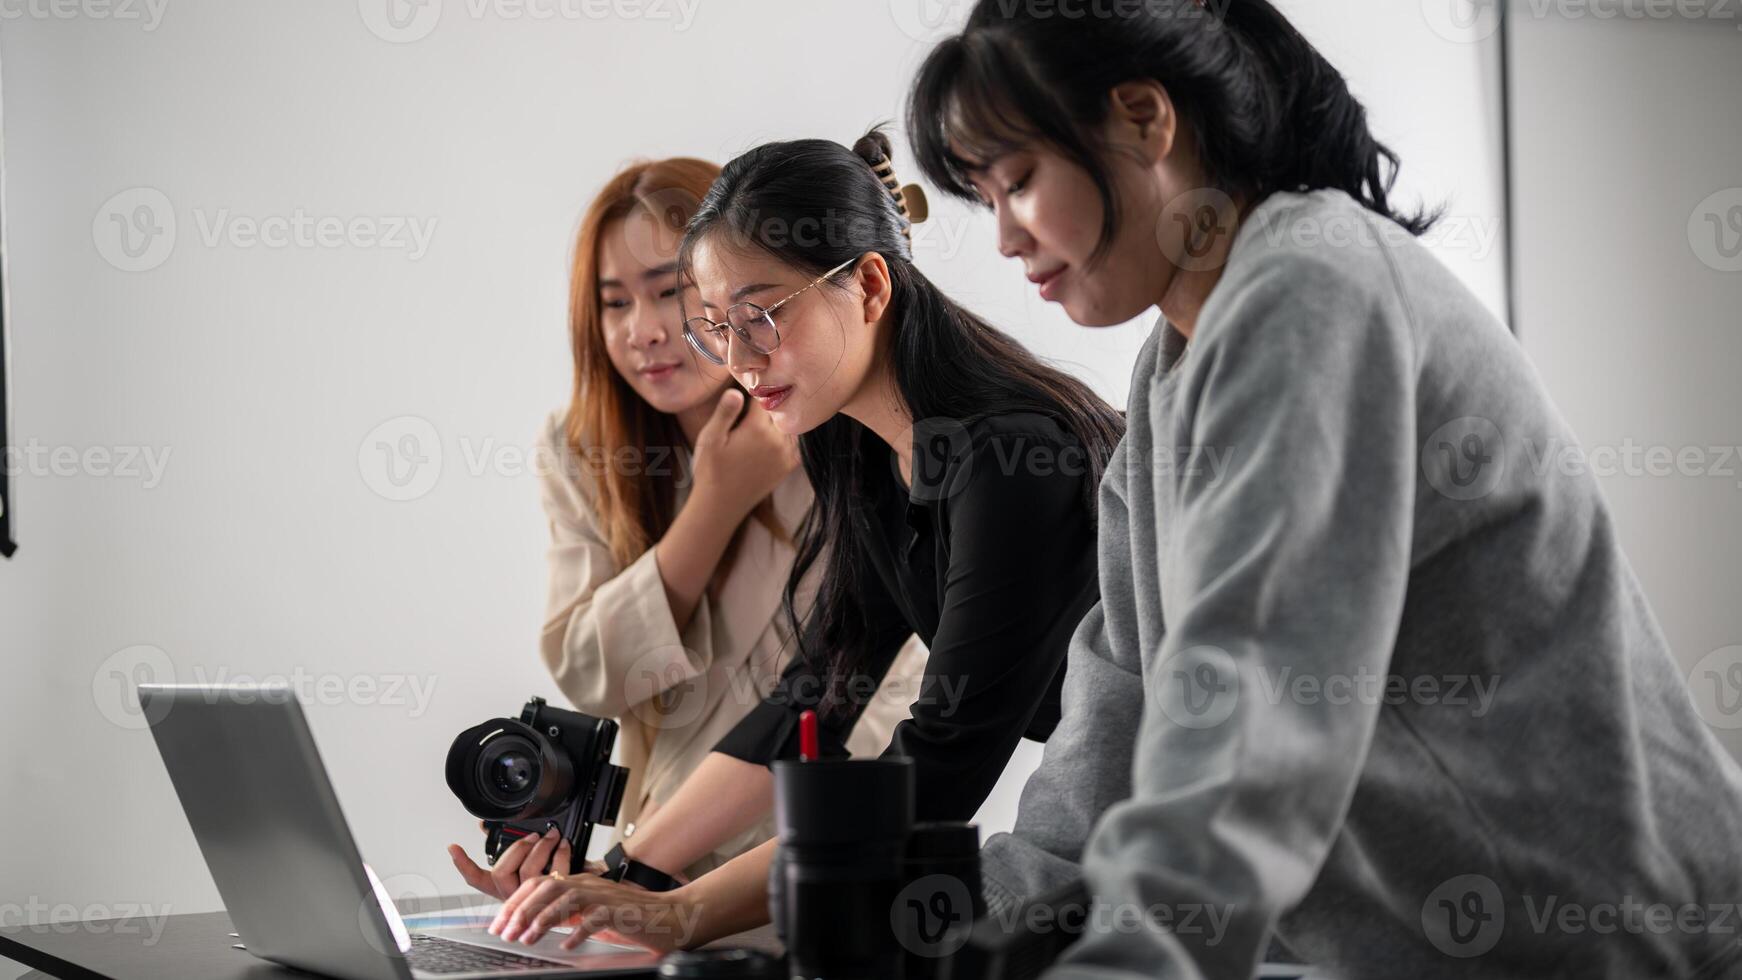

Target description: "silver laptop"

left=139, top=683, right=664, bottom=979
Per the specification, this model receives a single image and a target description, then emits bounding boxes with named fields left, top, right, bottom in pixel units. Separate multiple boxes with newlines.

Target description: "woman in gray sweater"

left=907, top=1, right=1742, bottom=977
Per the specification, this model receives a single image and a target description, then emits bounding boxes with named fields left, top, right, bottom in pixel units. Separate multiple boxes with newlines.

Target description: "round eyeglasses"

left=681, top=257, right=857, bottom=366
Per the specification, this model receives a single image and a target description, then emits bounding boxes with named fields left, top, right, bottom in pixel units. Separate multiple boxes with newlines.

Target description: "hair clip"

left=870, top=156, right=931, bottom=238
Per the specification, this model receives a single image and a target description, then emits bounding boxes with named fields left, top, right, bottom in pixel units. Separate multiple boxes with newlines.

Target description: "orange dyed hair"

left=563, top=157, right=780, bottom=568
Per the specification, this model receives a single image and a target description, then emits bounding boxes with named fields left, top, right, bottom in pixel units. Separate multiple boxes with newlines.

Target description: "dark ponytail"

left=680, top=127, right=1124, bottom=711
left=908, top=0, right=1438, bottom=257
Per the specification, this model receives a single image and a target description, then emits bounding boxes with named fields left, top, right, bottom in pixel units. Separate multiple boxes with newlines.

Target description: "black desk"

left=0, top=896, right=781, bottom=980
left=1, top=909, right=302, bottom=980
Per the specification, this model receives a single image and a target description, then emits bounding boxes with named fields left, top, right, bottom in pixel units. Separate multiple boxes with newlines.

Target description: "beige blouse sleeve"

left=536, top=412, right=712, bottom=720
left=844, top=634, right=930, bottom=758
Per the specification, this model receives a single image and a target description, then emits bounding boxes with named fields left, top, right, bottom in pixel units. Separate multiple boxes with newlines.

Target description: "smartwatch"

left=601, top=842, right=682, bottom=893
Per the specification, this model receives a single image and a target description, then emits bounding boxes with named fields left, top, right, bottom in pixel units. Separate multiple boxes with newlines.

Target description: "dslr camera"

left=445, top=696, right=630, bottom=876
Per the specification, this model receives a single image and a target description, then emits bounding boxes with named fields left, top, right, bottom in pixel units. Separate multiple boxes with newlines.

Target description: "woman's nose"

left=626, top=307, right=668, bottom=348
left=725, top=331, right=766, bottom=373
left=996, top=206, right=1032, bottom=259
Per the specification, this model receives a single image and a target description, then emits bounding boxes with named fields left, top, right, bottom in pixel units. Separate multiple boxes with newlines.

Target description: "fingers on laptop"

left=560, top=906, right=616, bottom=951
left=519, top=881, right=586, bottom=945
left=491, top=876, right=568, bottom=941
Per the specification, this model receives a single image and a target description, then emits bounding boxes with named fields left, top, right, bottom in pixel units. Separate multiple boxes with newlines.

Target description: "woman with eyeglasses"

left=482, top=128, right=1124, bottom=952
left=890, top=1, right=1742, bottom=977
left=445, top=157, right=924, bottom=900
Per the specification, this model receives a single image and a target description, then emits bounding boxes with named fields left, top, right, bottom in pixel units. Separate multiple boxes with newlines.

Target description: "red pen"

left=799, top=709, right=819, bottom=761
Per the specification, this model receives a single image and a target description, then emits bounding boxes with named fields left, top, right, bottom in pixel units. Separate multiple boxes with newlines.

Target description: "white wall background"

left=1509, top=9, right=1742, bottom=761
left=0, top=1, right=1505, bottom=969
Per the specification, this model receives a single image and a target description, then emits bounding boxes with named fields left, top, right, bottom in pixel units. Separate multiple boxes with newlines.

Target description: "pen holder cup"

left=769, top=757, right=915, bottom=980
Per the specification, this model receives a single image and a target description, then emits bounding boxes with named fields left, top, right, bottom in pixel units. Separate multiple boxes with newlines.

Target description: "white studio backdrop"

left=0, top=0, right=1505, bottom=955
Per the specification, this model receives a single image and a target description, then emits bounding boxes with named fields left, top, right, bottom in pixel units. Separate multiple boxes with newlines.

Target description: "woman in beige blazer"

left=448, top=157, right=920, bottom=899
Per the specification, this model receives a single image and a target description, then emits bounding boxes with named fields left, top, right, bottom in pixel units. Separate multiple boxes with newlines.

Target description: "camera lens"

left=494, top=752, right=533, bottom=793
left=476, top=735, right=542, bottom=811
left=485, top=745, right=536, bottom=803
left=445, top=717, right=577, bottom=820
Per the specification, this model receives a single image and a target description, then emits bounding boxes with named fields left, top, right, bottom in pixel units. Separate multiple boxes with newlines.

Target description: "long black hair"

left=908, top=0, right=1439, bottom=259
left=680, top=128, right=1124, bottom=710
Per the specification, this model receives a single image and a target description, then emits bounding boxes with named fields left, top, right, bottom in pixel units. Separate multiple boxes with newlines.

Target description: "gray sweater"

left=981, top=190, right=1742, bottom=979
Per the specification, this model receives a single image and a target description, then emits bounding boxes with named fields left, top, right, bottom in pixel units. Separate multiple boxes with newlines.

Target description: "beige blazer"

left=536, top=411, right=924, bottom=879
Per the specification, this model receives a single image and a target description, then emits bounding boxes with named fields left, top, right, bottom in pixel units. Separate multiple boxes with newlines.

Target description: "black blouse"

left=711, top=412, right=1103, bottom=823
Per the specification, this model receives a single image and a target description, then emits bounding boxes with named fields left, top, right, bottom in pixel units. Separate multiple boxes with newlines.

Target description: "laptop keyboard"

left=406, top=932, right=572, bottom=975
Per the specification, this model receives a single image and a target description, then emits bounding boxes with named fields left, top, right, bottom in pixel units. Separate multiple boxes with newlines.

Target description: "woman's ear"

left=855, top=252, right=895, bottom=325
left=1107, top=79, right=1177, bottom=163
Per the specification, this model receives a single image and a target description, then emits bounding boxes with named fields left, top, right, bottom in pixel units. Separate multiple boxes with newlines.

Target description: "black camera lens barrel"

left=771, top=758, right=915, bottom=980
left=446, top=718, right=576, bottom=819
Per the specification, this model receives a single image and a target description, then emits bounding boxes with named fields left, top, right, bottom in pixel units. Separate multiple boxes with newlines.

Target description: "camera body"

left=445, top=696, right=630, bottom=875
